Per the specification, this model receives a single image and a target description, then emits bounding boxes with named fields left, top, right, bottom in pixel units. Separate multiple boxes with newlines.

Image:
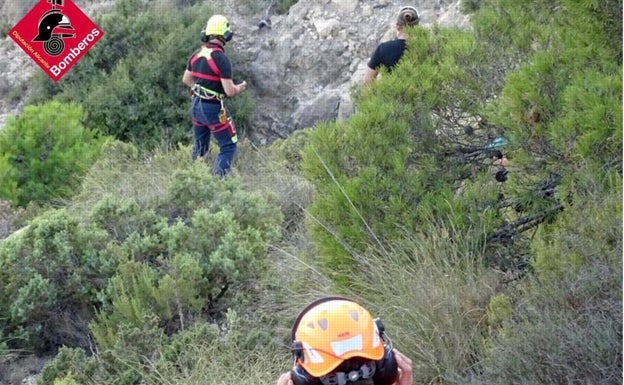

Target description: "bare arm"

left=363, top=67, right=378, bottom=86
left=182, top=70, right=195, bottom=88
left=393, top=349, right=413, bottom=385
left=276, top=372, right=293, bottom=385
left=221, top=78, right=247, bottom=97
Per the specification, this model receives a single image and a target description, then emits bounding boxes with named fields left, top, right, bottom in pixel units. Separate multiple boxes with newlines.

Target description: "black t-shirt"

left=367, top=39, right=407, bottom=72
left=186, top=43, right=232, bottom=95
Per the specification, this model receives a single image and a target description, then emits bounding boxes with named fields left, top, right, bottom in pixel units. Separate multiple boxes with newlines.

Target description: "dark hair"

left=397, top=6, right=419, bottom=27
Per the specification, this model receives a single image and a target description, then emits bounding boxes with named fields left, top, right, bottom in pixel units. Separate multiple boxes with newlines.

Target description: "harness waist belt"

left=192, top=84, right=225, bottom=100
left=196, top=97, right=221, bottom=103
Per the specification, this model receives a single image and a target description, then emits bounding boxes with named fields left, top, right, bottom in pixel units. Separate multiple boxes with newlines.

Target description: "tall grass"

left=323, top=226, right=499, bottom=384
left=68, top=140, right=190, bottom=213
left=235, top=137, right=501, bottom=384
left=228, top=139, right=622, bottom=385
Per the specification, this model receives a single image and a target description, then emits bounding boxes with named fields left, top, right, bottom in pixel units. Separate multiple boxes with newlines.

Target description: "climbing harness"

left=189, top=45, right=226, bottom=100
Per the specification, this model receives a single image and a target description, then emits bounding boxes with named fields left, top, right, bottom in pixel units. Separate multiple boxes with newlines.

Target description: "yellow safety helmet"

left=203, top=15, right=233, bottom=42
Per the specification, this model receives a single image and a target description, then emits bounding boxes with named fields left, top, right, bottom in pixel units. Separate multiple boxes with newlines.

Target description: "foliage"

left=301, top=0, right=621, bottom=275
left=0, top=209, right=118, bottom=351
left=531, top=174, right=622, bottom=285
left=40, top=281, right=287, bottom=385
left=298, top=0, right=621, bottom=383
left=0, top=101, right=106, bottom=207
left=39, top=346, right=99, bottom=385
left=80, top=149, right=281, bottom=381
left=468, top=187, right=622, bottom=385
left=0, top=142, right=282, bottom=375
left=302, top=27, right=519, bottom=278
left=480, top=0, right=622, bottom=170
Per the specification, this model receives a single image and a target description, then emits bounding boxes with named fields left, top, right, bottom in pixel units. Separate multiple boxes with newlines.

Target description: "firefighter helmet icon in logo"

left=32, top=0, right=75, bottom=56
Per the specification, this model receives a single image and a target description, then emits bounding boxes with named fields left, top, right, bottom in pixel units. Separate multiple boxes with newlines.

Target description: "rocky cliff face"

left=0, top=0, right=469, bottom=142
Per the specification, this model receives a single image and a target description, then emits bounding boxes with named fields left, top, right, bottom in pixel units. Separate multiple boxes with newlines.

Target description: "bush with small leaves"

left=301, top=27, right=509, bottom=279
left=0, top=101, right=106, bottom=207
left=38, top=346, right=99, bottom=385
left=90, top=166, right=282, bottom=351
left=0, top=209, right=120, bottom=351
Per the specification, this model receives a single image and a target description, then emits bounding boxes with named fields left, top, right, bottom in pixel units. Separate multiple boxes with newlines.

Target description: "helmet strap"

left=319, top=361, right=376, bottom=385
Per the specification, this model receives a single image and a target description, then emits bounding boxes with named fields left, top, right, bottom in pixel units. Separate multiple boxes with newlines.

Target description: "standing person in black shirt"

left=182, top=14, right=247, bottom=176
left=363, top=6, right=419, bottom=85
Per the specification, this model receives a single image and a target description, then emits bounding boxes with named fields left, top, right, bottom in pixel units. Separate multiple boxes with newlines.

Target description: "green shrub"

left=532, top=175, right=622, bottom=285
left=0, top=209, right=119, bottom=351
left=456, top=1, right=623, bottom=383
left=0, top=101, right=106, bottom=207
left=38, top=346, right=99, bottom=385
left=2, top=140, right=284, bottom=381
left=472, top=303, right=622, bottom=385
left=90, top=166, right=282, bottom=347
left=89, top=255, right=204, bottom=350
left=301, top=27, right=513, bottom=279
left=485, top=0, right=622, bottom=172
left=471, top=190, right=622, bottom=384
left=296, top=2, right=621, bottom=383
left=0, top=199, right=27, bottom=240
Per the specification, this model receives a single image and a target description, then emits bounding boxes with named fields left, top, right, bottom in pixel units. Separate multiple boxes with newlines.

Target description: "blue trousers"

left=190, top=97, right=238, bottom=176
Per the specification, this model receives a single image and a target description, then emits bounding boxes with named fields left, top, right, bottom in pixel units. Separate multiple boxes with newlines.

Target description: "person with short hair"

left=276, top=297, right=414, bottom=385
left=182, top=14, right=247, bottom=176
left=363, top=6, right=420, bottom=85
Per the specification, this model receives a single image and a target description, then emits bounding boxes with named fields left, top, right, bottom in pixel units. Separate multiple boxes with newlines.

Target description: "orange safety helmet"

left=291, top=297, right=385, bottom=377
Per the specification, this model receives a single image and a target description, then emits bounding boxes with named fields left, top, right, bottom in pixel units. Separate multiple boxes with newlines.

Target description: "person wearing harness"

left=182, top=14, right=247, bottom=176
left=363, top=6, right=419, bottom=85
left=276, top=297, right=414, bottom=385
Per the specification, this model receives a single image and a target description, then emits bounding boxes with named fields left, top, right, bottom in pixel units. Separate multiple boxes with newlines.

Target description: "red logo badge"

left=8, top=0, right=104, bottom=82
